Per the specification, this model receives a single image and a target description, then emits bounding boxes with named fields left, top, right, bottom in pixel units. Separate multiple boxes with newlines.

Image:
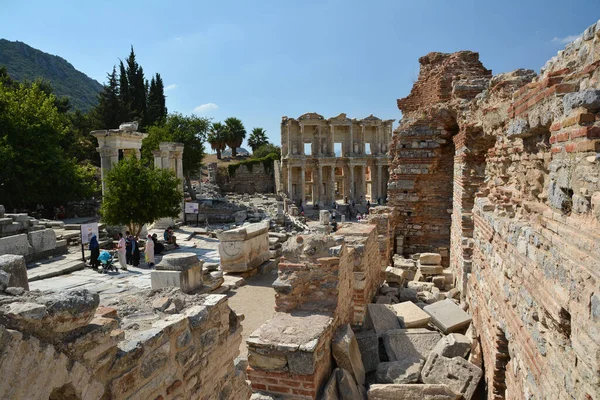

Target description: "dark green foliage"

left=0, top=78, right=97, bottom=209
left=224, top=117, right=246, bottom=158
left=94, top=66, right=121, bottom=130
left=247, top=127, right=269, bottom=152
left=227, top=153, right=278, bottom=177
left=252, top=143, right=281, bottom=159
left=101, top=157, right=181, bottom=236
left=0, top=39, right=102, bottom=111
left=142, top=113, right=209, bottom=200
left=207, top=122, right=227, bottom=159
left=146, top=73, right=167, bottom=127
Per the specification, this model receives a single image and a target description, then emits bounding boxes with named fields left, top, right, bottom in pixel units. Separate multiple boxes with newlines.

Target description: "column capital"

left=97, top=147, right=118, bottom=157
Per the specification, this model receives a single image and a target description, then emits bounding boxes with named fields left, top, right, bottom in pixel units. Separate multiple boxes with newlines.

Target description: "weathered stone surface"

left=563, top=89, right=600, bottom=114
left=354, top=330, right=380, bottom=373
left=419, top=253, right=442, bottom=265
left=385, top=266, right=406, bottom=283
left=387, top=301, right=431, bottom=328
left=382, top=328, right=442, bottom=361
left=218, top=221, right=270, bottom=272
left=27, top=228, right=56, bottom=253
left=365, top=303, right=401, bottom=336
left=152, top=253, right=203, bottom=293
left=431, top=333, right=471, bottom=358
left=0, top=270, right=10, bottom=291
left=422, top=353, right=482, bottom=400
left=336, top=368, right=364, bottom=400
left=423, top=299, right=471, bottom=333
left=0, top=234, right=31, bottom=257
left=0, top=254, right=29, bottom=290
left=376, top=358, right=424, bottom=384
left=417, top=261, right=443, bottom=275
left=367, top=383, right=458, bottom=400
left=332, top=324, right=366, bottom=385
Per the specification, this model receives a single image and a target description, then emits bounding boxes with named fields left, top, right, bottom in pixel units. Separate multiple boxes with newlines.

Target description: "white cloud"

left=193, top=103, right=219, bottom=114
left=165, top=84, right=177, bottom=91
left=551, top=34, right=580, bottom=45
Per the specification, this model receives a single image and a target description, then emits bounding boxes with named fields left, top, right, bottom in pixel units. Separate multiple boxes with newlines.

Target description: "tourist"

left=131, top=236, right=140, bottom=267
left=145, top=234, right=155, bottom=267
left=331, top=216, right=338, bottom=232
left=89, top=234, right=100, bottom=270
left=357, top=214, right=362, bottom=222
left=152, top=233, right=165, bottom=254
left=125, top=231, right=133, bottom=265
left=366, top=200, right=371, bottom=211
left=164, top=227, right=179, bottom=248
left=116, top=232, right=127, bottom=271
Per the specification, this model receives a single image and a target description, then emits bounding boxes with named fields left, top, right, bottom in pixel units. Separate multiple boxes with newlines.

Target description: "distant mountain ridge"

left=0, top=39, right=103, bottom=111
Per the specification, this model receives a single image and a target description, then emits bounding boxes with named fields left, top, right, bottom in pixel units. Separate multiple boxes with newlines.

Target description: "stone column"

left=377, top=164, right=383, bottom=202
left=330, top=166, right=336, bottom=204
left=287, top=124, right=291, bottom=156
left=349, top=165, right=355, bottom=200
left=317, top=164, right=323, bottom=206
left=360, top=165, right=366, bottom=202
left=287, top=165, right=293, bottom=201
left=300, top=166, right=306, bottom=205
left=361, top=125, right=366, bottom=154
left=97, top=147, right=118, bottom=196
left=300, top=125, right=304, bottom=155
left=330, top=125, right=335, bottom=157
left=349, top=125, right=354, bottom=156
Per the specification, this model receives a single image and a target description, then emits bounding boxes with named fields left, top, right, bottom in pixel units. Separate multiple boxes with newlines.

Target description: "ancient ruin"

left=0, top=17, right=599, bottom=400
left=281, top=113, right=394, bottom=205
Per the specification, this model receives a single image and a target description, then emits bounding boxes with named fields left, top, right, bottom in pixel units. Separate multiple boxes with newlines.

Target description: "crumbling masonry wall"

left=216, top=163, right=275, bottom=194
left=389, top=20, right=600, bottom=400
left=0, top=289, right=250, bottom=400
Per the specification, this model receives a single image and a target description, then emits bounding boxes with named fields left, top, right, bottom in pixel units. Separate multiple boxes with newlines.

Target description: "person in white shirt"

left=116, top=232, right=127, bottom=271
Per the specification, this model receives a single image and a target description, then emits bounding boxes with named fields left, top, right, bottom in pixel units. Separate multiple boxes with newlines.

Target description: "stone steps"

left=27, top=255, right=86, bottom=282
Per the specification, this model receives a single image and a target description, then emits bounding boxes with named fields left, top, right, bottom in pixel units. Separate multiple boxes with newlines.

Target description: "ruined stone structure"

left=216, top=163, right=275, bottom=194
left=91, top=123, right=148, bottom=196
left=0, top=289, right=251, bottom=399
left=389, top=20, right=600, bottom=400
left=247, top=225, right=384, bottom=399
left=281, top=113, right=394, bottom=205
left=153, top=142, right=185, bottom=226
left=217, top=221, right=270, bottom=273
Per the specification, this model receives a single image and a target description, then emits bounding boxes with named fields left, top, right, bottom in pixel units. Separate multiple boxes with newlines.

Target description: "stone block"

left=563, top=89, right=600, bottom=114
left=382, top=329, right=442, bottom=361
left=319, top=210, right=331, bottom=225
left=432, top=276, right=446, bottom=289
left=0, top=254, right=29, bottom=290
left=0, top=234, right=31, bottom=257
left=385, top=266, right=407, bottom=283
left=419, top=253, right=442, bottom=265
left=407, top=281, right=434, bottom=292
left=365, top=304, right=401, bottom=336
left=152, top=253, right=203, bottom=293
left=418, top=261, right=443, bottom=275
left=423, top=299, right=472, bottom=333
left=387, top=301, right=431, bottom=328
left=355, top=330, right=379, bottom=373
left=367, top=384, right=458, bottom=400
left=332, top=324, right=366, bottom=385
left=375, top=358, right=424, bottom=384
left=324, top=368, right=363, bottom=400
left=421, top=353, right=482, bottom=400
left=431, top=333, right=471, bottom=358
left=217, top=221, right=270, bottom=272
left=27, top=228, right=57, bottom=253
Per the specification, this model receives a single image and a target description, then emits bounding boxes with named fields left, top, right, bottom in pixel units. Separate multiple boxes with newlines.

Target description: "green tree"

left=207, top=122, right=228, bottom=160
left=101, top=157, right=181, bottom=236
left=248, top=127, right=269, bottom=152
left=0, top=79, right=97, bottom=209
left=118, top=60, right=130, bottom=122
left=94, top=65, right=121, bottom=129
left=252, top=143, right=281, bottom=159
left=146, top=73, right=167, bottom=127
left=142, top=113, right=209, bottom=199
left=125, top=47, right=147, bottom=124
left=224, top=117, right=246, bottom=158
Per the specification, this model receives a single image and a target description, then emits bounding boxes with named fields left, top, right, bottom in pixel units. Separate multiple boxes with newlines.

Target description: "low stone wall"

left=216, top=163, right=275, bottom=194
left=0, top=288, right=251, bottom=400
left=217, top=221, right=270, bottom=273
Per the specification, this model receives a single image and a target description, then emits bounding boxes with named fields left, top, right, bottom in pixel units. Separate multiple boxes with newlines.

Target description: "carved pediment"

left=298, top=112, right=325, bottom=121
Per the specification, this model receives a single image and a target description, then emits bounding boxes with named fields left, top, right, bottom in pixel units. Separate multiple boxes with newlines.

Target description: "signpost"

left=184, top=202, right=199, bottom=226
left=80, top=222, right=99, bottom=262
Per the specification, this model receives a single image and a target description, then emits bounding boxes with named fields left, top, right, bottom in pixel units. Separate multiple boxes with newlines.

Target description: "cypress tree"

left=95, top=65, right=121, bottom=129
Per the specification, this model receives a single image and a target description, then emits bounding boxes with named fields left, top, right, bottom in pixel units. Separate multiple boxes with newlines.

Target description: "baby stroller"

left=97, top=250, right=119, bottom=273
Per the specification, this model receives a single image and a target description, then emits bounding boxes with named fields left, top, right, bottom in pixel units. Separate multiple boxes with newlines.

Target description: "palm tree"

left=224, top=117, right=246, bottom=158
left=207, top=122, right=227, bottom=159
left=248, top=127, right=269, bottom=152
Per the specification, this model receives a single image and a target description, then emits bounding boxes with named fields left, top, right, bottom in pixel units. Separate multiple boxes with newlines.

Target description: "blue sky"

left=2, top=1, right=599, bottom=150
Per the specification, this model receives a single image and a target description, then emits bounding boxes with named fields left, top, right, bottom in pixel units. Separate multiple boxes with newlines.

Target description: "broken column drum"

left=151, top=252, right=203, bottom=293
left=217, top=221, right=270, bottom=272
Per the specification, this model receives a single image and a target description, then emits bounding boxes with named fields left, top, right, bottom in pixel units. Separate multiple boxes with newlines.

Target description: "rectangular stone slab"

left=421, top=353, right=482, bottom=400
left=388, top=301, right=431, bottom=328
left=354, top=330, right=380, bottom=373
left=419, top=253, right=442, bottom=265
left=365, top=304, right=401, bottom=336
left=382, top=329, right=441, bottom=361
left=368, top=383, right=459, bottom=400
left=423, top=299, right=472, bottom=333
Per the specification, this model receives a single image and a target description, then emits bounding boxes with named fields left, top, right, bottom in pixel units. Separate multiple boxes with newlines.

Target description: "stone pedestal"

left=319, top=210, right=331, bottom=225
left=151, top=253, right=203, bottom=293
left=217, top=221, right=270, bottom=273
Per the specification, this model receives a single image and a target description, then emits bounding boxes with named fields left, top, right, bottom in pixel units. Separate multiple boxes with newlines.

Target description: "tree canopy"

left=248, top=127, right=269, bottom=152
left=224, top=117, right=246, bottom=158
left=101, top=157, right=181, bottom=236
left=0, top=73, right=97, bottom=209
left=207, top=122, right=228, bottom=159
left=252, top=143, right=281, bottom=159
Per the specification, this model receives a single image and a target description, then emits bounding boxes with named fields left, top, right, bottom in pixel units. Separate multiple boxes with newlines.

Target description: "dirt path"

left=227, top=269, right=278, bottom=357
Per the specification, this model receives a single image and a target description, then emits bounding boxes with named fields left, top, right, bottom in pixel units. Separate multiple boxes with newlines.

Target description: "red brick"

left=556, top=133, right=569, bottom=142
left=293, top=389, right=316, bottom=396
left=565, top=143, right=576, bottom=153
left=570, top=127, right=588, bottom=139
left=268, top=385, right=291, bottom=394
left=550, top=122, right=561, bottom=132
left=548, top=67, right=570, bottom=77
left=575, top=140, right=600, bottom=152
left=252, top=383, right=267, bottom=391
left=551, top=146, right=563, bottom=154
left=280, top=379, right=302, bottom=388
left=554, top=83, right=578, bottom=94
left=587, top=126, right=600, bottom=139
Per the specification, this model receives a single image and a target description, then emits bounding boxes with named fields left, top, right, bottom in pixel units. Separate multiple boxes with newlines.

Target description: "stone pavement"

left=27, top=251, right=85, bottom=281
